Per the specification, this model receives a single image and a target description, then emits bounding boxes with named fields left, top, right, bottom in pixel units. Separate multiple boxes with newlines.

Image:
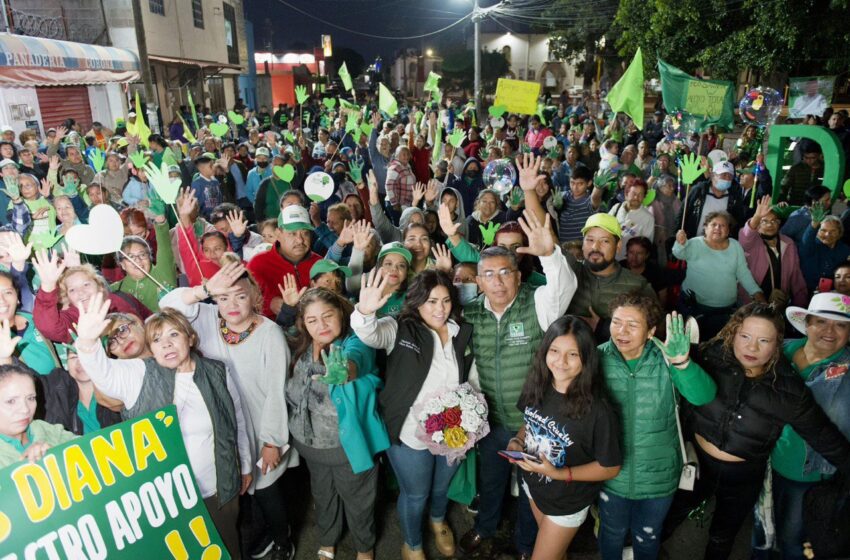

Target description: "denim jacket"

left=803, top=347, right=850, bottom=476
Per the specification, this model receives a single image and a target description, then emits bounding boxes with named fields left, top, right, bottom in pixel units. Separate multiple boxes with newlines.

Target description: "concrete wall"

left=0, top=86, right=43, bottom=138
left=480, top=33, right=579, bottom=89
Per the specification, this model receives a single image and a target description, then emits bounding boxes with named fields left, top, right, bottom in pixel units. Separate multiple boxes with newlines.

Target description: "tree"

left=545, top=0, right=619, bottom=87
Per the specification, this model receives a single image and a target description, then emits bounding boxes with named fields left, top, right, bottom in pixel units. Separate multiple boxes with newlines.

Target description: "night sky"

left=244, top=0, right=481, bottom=62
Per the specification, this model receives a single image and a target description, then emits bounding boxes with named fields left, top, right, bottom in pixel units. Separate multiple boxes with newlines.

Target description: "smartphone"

left=498, top=450, right=541, bottom=463
left=818, top=278, right=834, bottom=293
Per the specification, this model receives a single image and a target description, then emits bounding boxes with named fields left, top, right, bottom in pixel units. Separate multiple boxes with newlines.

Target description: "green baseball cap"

left=310, top=259, right=352, bottom=279
left=378, top=241, right=413, bottom=264
left=581, top=212, right=622, bottom=239
left=277, top=204, right=314, bottom=231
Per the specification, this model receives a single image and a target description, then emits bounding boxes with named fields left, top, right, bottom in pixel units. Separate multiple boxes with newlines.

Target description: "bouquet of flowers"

left=414, top=383, right=490, bottom=464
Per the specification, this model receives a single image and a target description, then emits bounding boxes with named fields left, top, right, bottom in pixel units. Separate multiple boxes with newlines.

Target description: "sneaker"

left=250, top=534, right=274, bottom=559
left=268, top=542, right=295, bottom=560
left=466, top=495, right=480, bottom=514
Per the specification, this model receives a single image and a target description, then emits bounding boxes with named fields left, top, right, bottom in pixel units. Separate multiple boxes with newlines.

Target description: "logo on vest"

left=506, top=322, right=530, bottom=347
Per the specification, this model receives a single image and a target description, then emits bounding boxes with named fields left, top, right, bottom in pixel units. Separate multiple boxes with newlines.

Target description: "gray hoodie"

left=371, top=204, right=425, bottom=243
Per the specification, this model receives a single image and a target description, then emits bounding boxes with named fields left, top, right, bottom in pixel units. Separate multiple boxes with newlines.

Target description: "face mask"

left=715, top=179, right=732, bottom=191
left=454, top=282, right=479, bottom=305
left=256, top=160, right=269, bottom=168
left=332, top=172, right=346, bottom=183
left=465, top=170, right=478, bottom=179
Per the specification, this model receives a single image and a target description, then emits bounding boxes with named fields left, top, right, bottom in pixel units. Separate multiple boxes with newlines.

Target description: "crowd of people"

left=0, top=89, right=848, bottom=560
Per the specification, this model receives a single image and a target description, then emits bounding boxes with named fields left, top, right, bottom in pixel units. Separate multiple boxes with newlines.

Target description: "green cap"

left=581, top=212, right=622, bottom=238
left=310, top=259, right=352, bottom=279
left=277, top=204, right=314, bottom=231
left=378, top=241, right=413, bottom=264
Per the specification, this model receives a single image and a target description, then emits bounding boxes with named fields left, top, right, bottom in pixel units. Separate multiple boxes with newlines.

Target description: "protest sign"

left=0, top=406, right=228, bottom=560
left=493, top=78, right=540, bottom=116
left=788, top=76, right=834, bottom=118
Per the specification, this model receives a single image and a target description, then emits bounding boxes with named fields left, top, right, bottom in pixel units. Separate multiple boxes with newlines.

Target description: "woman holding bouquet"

left=352, top=268, right=477, bottom=560
left=507, top=316, right=622, bottom=560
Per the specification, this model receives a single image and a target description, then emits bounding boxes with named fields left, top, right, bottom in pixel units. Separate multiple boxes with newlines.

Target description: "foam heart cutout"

left=488, top=105, right=507, bottom=117
left=209, top=122, right=229, bottom=137
left=643, top=189, right=657, bottom=206
left=274, top=164, right=295, bottom=182
left=323, top=98, right=337, bottom=110
left=360, top=123, right=374, bottom=138
left=65, top=205, right=124, bottom=255
left=843, top=178, right=850, bottom=199
left=228, top=110, right=244, bottom=125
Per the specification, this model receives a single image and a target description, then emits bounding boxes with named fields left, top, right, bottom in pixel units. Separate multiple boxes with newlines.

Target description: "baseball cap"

left=255, top=147, right=270, bottom=158
left=310, top=259, right=352, bottom=279
left=1, top=125, right=13, bottom=133
left=712, top=161, right=735, bottom=176
left=277, top=204, right=314, bottom=231
left=127, top=111, right=136, bottom=118
left=167, top=164, right=181, bottom=175
left=378, top=241, right=413, bottom=264
left=581, top=213, right=622, bottom=238
left=0, top=159, right=17, bottom=169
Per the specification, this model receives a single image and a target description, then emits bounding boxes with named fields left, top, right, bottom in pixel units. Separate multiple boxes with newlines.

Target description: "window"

left=192, top=0, right=204, bottom=28
left=149, top=0, right=164, bottom=15
left=223, top=3, right=239, bottom=65
left=527, top=69, right=536, bottom=81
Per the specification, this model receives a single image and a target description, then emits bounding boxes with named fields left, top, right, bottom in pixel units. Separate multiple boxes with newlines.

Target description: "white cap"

left=712, top=161, right=735, bottom=176
left=0, top=125, right=12, bottom=133
left=0, top=158, right=17, bottom=168
left=127, top=111, right=136, bottom=118
left=255, top=147, right=270, bottom=158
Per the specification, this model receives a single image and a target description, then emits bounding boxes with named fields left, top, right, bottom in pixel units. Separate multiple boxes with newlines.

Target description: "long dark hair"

left=397, top=269, right=461, bottom=326
left=518, top=315, right=603, bottom=419
left=287, top=288, right=354, bottom=377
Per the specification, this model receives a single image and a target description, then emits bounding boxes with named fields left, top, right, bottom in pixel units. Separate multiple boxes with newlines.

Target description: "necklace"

left=220, top=317, right=258, bottom=345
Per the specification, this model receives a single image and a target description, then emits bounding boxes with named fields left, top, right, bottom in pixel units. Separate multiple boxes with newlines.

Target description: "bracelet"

left=670, top=358, right=690, bottom=368
left=565, top=466, right=573, bottom=483
left=262, top=443, right=278, bottom=449
left=509, top=437, right=525, bottom=448
left=199, top=283, right=210, bottom=299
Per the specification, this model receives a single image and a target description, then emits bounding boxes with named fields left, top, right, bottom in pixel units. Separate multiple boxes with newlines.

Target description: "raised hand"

left=177, top=188, right=198, bottom=225
left=348, top=160, right=364, bottom=184
left=278, top=274, right=307, bottom=307
left=509, top=186, right=524, bottom=209
left=205, top=260, right=246, bottom=296
left=2, top=176, right=19, bottom=201
left=62, top=247, right=81, bottom=268
left=89, top=149, right=106, bottom=173
left=5, top=233, right=31, bottom=270
left=336, top=220, right=354, bottom=246
left=226, top=209, right=248, bottom=238
left=651, top=312, right=692, bottom=366
left=314, top=344, right=349, bottom=385
left=48, top=154, right=60, bottom=171
left=680, top=153, right=708, bottom=186
left=74, top=291, right=111, bottom=346
left=517, top=152, right=545, bottom=193
left=432, top=244, right=453, bottom=272
left=516, top=209, right=554, bottom=257
left=352, top=220, right=374, bottom=253
left=593, top=169, right=615, bottom=191
left=31, top=249, right=66, bottom=292
left=424, top=179, right=439, bottom=204
left=412, top=182, right=426, bottom=207
left=676, top=229, right=688, bottom=246
left=148, top=188, right=167, bottom=220
left=367, top=170, right=380, bottom=206
left=39, top=178, right=52, bottom=199
left=357, top=268, right=392, bottom=316
left=438, top=203, right=460, bottom=238
left=0, top=318, right=21, bottom=361
left=551, top=188, right=563, bottom=210
left=811, top=200, right=827, bottom=225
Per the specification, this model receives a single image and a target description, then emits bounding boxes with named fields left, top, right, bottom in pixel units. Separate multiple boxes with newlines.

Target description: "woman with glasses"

left=739, top=196, right=807, bottom=309
left=104, top=313, right=150, bottom=360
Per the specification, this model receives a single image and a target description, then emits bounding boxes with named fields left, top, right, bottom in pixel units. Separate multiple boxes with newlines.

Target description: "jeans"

left=773, top=473, right=816, bottom=560
left=386, top=443, right=460, bottom=549
left=597, top=491, right=674, bottom=560
left=474, top=424, right=538, bottom=555
left=253, top=477, right=291, bottom=548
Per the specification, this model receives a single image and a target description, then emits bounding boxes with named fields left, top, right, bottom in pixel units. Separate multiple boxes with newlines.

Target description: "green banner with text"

left=0, top=406, right=229, bottom=560
left=657, top=59, right=736, bottom=131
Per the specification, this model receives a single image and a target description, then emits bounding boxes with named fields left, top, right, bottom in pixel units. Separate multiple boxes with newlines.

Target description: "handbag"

left=447, top=448, right=477, bottom=505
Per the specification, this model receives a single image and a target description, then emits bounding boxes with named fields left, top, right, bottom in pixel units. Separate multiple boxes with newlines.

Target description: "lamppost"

left=473, top=0, right=481, bottom=116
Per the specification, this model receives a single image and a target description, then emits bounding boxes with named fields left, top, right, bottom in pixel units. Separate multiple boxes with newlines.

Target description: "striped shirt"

left=558, top=190, right=597, bottom=243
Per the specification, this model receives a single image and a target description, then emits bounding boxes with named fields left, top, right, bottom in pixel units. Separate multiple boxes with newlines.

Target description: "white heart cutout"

left=65, top=205, right=124, bottom=255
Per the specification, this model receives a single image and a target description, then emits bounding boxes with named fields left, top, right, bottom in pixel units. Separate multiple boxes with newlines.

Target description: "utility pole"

left=473, top=0, right=481, bottom=117
left=130, top=0, right=158, bottom=132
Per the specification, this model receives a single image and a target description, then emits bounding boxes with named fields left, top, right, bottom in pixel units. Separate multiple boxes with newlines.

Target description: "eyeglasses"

left=124, top=251, right=150, bottom=263
left=760, top=219, right=780, bottom=225
left=477, top=268, right=516, bottom=282
left=107, top=323, right=132, bottom=348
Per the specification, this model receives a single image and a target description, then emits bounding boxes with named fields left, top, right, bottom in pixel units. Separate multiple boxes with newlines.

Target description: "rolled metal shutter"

left=36, top=86, right=93, bottom=131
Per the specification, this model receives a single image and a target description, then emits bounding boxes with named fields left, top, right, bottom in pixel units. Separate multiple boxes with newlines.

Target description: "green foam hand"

left=143, top=161, right=181, bottom=204
left=488, top=105, right=507, bottom=118
left=349, top=161, right=364, bottom=184
left=88, top=149, right=105, bottom=173
left=323, top=98, right=337, bottom=110
left=148, top=187, right=166, bottom=217
left=448, top=129, right=465, bottom=148
left=593, top=169, right=615, bottom=190
left=295, top=85, right=309, bottom=105
left=552, top=189, right=563, bottom=210
left=2, top=176, right=19, bottom=201
left=680, top=153, right=707, bottom=186
left=651, top=314, right=691, bottom=363
left=643, top=189, right=657, bottom=206
left=509, top=186, right=524, bottom=207
left=209, top=122, right=229, bottom=138
left=283, top=130, right=296, bottom=144
left=811, top=201, right=828, bottom=224
left=345, top=117, right=359, bottom=134
left=129, top=151, right=149, bottom=170
left=479, top=222, right=499, bottom=246
left=274, top=164, right=295, bottom=182
left=478, top=148, right=489, bottom=161
left=30, top=231, right=63, bottom=251
left=547, top=148, right=559, bottom=160
left=316, top=344, right=348, bottom=385
left=61, top=176, right=80, bottom=197
left=360, top=123, right=374, bottom=138
left=227, top=110, right=244, bottom=125
left=521, top=144, right=532, bottom=154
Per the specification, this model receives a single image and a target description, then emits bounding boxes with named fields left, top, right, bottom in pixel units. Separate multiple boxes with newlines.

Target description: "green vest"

left=464, top=284, right=542, bottom=430
left=123, top=355, right=240, bottom=507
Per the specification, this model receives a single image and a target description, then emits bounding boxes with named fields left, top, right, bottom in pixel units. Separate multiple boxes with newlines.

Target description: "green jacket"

left=0, top=420, right=76, bottom=468
left=599, top=340, right=717, bottom=499
left=110, top=221, right=177, bottom=312
left=465, top=283, right=543, bottom=430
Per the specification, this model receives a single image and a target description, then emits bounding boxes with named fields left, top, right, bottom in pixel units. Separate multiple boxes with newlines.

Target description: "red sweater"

left=34, top=288, right=151, bottom=343
left=246, top=244, right=321, bottom=318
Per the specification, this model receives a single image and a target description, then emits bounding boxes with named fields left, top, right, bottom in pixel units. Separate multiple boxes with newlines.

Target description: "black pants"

left=662, top=442, right=767, bottom=560
left=254, top=476, right=291, bottom=548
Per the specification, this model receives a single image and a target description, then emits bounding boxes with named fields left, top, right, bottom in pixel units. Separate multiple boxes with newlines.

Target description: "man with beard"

left=566, top=213, right=657, bottom=340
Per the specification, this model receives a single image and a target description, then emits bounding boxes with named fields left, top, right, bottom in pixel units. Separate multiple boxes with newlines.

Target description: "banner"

left=657, top=59, right=735, bottom=131
left=493, top=78, right=540, bottom=116
left=0, top=406, right=229, bottom=559
left=788, top=76, right=834, bottom=118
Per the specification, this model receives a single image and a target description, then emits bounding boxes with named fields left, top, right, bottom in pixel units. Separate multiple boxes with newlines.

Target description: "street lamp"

left=426, top=48, right=434, bottom=57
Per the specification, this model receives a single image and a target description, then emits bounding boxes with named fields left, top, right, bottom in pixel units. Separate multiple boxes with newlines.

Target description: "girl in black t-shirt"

left=507, top=316, right=622, bottom=560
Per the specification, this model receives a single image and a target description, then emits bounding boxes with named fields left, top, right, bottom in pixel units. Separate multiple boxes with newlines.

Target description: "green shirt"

left=0, top=426, right=33, bottom=453
left=625, top=358, right=641, bottom=372
left=110, top=221, right=177, bottom=311
left=378, top=291, right=405, bottom=318
left=76, top=398, right=101, bottom=435
left=17, top=312, right=56, bottom=375
left=771, top=338, right=838, bottom=482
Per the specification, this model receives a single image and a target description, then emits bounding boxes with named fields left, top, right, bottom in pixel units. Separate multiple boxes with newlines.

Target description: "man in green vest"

left=460, top=210, right=577, bottom=559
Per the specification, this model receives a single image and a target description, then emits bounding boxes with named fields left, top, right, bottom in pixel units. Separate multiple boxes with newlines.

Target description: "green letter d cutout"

left=766, top=125, right=845, bottom=200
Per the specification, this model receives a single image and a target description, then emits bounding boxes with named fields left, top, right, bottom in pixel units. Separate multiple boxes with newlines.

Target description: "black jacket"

left=676, top=180, right=748, bottom=239
left=686, top=340, right=850, bottom=471
left=379, top=318, right=474, bottom=443
left=39, top=367, right=122, bottom=435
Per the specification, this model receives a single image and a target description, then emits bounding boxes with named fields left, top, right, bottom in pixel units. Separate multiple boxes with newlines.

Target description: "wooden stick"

left=117, top=249, right=168, bottom=292
left=680, top=183, right=692, bottom=232
left=171, top=202, right=206, bottom=282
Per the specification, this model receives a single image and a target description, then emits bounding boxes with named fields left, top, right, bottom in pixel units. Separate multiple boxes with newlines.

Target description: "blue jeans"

left=774, top=473, right=816, bottom=560
left=597, top=490, right=674, bottom=560
left=474, top=424, right=538, bottom=555
left=386, top=443, right=460, bottom=549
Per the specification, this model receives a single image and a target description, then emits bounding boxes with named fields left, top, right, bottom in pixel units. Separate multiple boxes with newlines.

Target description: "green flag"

left=657, top=58, right=735, bottom=131
left=379, top=83, right=398, bottom=117
left=605, top=48, right=645, bottom=130
left=339, top=62, right=353, bottom=92
left=424, top=71, right=441, bottom=93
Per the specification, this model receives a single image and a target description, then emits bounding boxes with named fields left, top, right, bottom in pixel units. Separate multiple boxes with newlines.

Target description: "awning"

left=0, top=33, right=140, bottom=86
left=149, top=54, right=242, bottom=72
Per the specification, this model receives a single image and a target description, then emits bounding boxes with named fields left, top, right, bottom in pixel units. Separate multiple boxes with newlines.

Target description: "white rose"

left=431, top=430, right=445, bottom=443
left=474, top=403, right=487, bottom=415
left=418, top=410, right=430, bottom=423
left=424, top=399, right=444, bottom=415
left=461, top=415, right=481, bottom=433
left=439, top=391, right=460, bottom=408
left=460, top=393, right=479, bottom=410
